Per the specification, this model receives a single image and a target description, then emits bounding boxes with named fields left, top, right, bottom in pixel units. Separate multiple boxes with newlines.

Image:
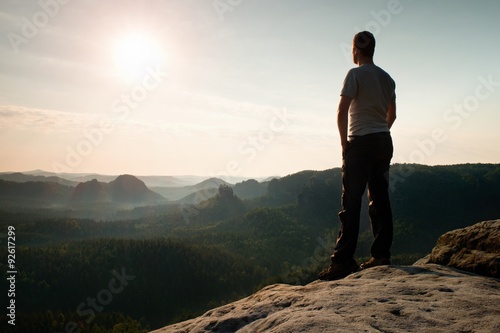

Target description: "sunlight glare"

left=113, top=33, right=163, bottom=81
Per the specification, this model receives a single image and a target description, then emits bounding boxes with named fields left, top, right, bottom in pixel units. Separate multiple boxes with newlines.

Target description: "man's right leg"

left=318, top=142, right=371, bottom=280
left=332, top=148, right=371, bottom=263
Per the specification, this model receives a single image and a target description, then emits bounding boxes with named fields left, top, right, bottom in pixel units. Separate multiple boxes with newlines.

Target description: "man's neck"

left=357, top=57, right=374, bottom=66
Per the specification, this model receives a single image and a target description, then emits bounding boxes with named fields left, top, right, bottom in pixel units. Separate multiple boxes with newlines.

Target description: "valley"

left=1, top=163, right=499, bottom=332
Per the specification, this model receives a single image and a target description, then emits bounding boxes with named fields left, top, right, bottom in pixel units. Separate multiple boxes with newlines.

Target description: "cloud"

left=0, top=102, right=263, bottom=141
left=0, top=105, right=100, bottom=133
left=177, top=90, right=281, bottom=122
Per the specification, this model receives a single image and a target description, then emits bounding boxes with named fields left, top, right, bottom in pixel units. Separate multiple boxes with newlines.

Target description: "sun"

left=112, top=33, right=163, bottom=81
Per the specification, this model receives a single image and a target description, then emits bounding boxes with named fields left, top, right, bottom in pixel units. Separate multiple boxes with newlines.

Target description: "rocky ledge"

left=151, top=220, right=500, bottom=333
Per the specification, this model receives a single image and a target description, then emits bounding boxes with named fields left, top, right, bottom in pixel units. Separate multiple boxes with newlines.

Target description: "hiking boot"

left=318, top=260, right=359, bottom=281
left=360, top=257, right=391, bottom=269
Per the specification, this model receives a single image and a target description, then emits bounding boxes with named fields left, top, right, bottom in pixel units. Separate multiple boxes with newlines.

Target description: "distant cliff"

left=71, top=174, right=165, bottom=204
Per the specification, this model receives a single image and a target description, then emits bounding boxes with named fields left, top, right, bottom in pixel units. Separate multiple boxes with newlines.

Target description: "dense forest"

left=2, top=238, right=266, bottom=332
left=1, top=164, right=500, bottom=332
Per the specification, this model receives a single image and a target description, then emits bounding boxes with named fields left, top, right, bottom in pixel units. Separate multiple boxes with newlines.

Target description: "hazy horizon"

left=3, top=161, right=499, bottom=183
left=1, top=0, right=499, bottom=178
left=1, top=167, right=280, bottom=179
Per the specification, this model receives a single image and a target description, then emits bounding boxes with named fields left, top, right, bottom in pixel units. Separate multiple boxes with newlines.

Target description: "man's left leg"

left=367, top=163, right=393, bottom=260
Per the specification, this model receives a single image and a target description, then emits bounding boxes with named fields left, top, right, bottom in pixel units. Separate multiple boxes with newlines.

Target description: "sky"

left=0, top=0, right=499, bottom=178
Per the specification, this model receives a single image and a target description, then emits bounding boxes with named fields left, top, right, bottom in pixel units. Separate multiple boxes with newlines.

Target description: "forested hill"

left=271, top=163, right=500, bottom=252
left=388, top=163, right=500, bottom=249
left=0, top=174, right=165, bottom=207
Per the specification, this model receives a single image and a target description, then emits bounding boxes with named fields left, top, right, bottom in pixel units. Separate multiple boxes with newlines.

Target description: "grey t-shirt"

left=340, top=64, right=396, bottom=137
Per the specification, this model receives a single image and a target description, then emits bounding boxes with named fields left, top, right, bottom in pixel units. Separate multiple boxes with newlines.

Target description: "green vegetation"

left=1, top=238, right=266, bottom=331
left=1, top=164, right=499, bottom=332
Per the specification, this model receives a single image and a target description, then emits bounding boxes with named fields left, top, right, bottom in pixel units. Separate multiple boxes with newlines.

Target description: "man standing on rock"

left=319, top=31, right=397, bottom=280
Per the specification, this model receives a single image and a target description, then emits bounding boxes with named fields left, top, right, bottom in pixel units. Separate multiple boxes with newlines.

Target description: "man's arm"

left=337, top=95, right=352, bottom=153
left=387, top=100, right=396, bottom=129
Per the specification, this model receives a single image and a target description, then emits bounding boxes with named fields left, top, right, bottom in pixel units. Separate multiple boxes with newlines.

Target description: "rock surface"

left=151, top=221, right=500, bottom=333
left=427, top=219, right=500, bottom=277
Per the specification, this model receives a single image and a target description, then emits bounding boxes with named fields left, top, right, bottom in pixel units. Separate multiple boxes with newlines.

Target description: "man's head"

left=352, top=31, right=375, bottom=64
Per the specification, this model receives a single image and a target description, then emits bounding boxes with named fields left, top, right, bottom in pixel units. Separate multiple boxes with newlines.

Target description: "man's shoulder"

left=370, top=65, right=395, bottom=85
left=344, top=66, right=363, bottom=80
left=376, top=65, right=393, bottom=77
left=347, top=64, right=387, bottom=75
left=344, top=65, right=395, bottom=88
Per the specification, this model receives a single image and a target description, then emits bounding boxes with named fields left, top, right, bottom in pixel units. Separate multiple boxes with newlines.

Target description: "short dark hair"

left=353, top=31, right=375, bottom=58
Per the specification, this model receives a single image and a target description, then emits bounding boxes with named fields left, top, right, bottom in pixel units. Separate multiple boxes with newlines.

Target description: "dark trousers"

left=332, top=132, right=394, bottom=263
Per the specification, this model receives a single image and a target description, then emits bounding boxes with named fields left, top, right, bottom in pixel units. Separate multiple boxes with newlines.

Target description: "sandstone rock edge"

left=427, top=219, right=500, bottom=277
